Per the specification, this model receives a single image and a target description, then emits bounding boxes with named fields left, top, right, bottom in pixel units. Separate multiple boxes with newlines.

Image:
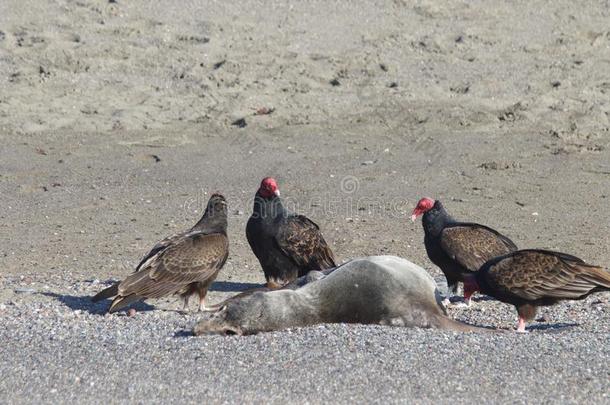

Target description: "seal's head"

left=193, top=294, right=266, bottom=336
left=193, top=304, right=244, bottom=336
left=411, top=197, right=435, bottom=221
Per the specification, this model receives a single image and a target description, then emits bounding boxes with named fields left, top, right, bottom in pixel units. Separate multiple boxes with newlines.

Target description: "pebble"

left=14, top=288, right=36, bottom=294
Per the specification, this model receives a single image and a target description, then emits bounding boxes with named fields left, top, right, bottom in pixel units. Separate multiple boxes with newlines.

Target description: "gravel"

left=0, top=278, right=608, bottom=404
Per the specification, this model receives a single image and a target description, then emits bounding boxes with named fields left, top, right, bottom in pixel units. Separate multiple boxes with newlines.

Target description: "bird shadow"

left=445, top=295, right=494, bottom=306
left=40, top=292, right=155, bottom=315
left=209, top=281, right=262, bottom=293
left=528, top=322, right=579, bottom=333
left=470, top=295, right=495, bottom=302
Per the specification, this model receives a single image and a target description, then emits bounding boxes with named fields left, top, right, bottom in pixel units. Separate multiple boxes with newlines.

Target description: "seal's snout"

left=193, top=318, right=243, bottom=336
left=192, top=321, right=208, bottom=336
left=222, top=327, right=242, bottom=336
left=193, top=318, right=219, bottom=336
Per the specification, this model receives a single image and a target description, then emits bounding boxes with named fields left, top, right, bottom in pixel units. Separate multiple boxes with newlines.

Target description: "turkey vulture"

left=464, top=249, right=610, bottom=332
left=411, top=197, right=517, bottom=304
left=246, top=177, right=336, bottom=288
left=92, top=193, right=229, bottom=313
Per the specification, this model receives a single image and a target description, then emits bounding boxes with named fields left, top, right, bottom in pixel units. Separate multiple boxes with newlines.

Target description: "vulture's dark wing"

left=484, top=250, right=610, bottom=300
left=134, top=232, right=185, bottom=272
left=93, top=232, right=186, bottom=302
left=440, top=223, right=517, bottom=272
left=245, top=217, right=266, bottom=264
left=274, top=215, right=336, bottom=270
left=115, top=232, right=229, bottom=301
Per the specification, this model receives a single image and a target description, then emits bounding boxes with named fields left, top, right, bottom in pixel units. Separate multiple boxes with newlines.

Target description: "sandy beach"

left=1, top=0, right=609, bottom=403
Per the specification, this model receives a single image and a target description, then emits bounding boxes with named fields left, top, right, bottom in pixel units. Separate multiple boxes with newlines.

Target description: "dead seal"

left=193, top=255, right=490, bottom=335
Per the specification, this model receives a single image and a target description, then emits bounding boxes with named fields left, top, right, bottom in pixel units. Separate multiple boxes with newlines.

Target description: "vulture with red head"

left=411, top=197, right=518, bottom=304
left=246, top=177, right=336, bottom=288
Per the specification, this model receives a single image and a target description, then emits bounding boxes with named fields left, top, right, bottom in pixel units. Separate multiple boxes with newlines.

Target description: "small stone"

left=231, top=118, right=247, bottom=128
left=254, top=107, right=274, bottom=116
left=127, top=308, right=137, bottom=317
left=15, top=287, right=36, bottom=294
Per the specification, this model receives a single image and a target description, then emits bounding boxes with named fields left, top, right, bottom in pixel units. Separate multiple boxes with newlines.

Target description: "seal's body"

left=194, top=256, right=487, bottom=335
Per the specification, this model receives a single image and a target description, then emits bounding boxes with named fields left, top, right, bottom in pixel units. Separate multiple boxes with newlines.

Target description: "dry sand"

left=1, top=0, right=609, bottom=403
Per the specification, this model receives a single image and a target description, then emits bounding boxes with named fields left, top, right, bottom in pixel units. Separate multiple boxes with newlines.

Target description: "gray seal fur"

left=193, top=256, right=491, bottom=335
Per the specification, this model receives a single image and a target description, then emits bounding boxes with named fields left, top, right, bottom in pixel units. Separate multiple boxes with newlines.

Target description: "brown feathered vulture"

left=246, top=177, right=336, bottom=288
left=92, top=193, right=229, bottom=313
left=411, top=197, right=518, bottom=304
left=464, top=249, right=610, bottom=332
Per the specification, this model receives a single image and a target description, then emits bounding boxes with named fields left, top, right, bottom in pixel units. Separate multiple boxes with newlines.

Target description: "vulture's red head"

left=411, top=197, right=435, bottom=221
left=258, top=177, right=280, bottom=199
left=462, top=275, right=479, bottom=304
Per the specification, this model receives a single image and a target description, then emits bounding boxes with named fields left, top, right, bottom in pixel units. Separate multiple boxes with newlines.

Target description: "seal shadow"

left=173, top=329, right=196, bottom=338
left=209, top=281, right=262, bottom=293
left=40, top=292, right=155, bottom=315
